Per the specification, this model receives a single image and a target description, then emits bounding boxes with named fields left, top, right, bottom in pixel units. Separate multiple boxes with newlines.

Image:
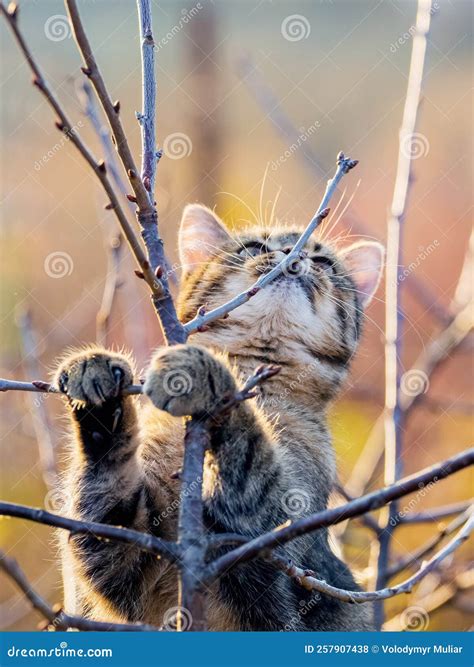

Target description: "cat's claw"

left=54, top=349, right=133, bottom=407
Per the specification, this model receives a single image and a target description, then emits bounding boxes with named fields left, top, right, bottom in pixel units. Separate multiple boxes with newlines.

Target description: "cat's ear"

left=339, top=241, right=384, bottom=307
left=179, top=204, right=232, bottom=275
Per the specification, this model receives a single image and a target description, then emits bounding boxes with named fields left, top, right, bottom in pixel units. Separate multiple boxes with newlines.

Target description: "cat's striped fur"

left=56, top=204, right=383, bottom=630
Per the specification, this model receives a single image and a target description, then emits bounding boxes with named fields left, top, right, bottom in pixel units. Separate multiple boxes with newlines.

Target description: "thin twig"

left=203, top=447, right=474, bottom=583
left=0, top=502, right=179, bottom=563
left=379, top=0, right=433, bottom=625
left=384, top=569, right=474, bottom=630
left=387, top=507, right=473, bottom=578
left=65, top=0, right=185, bottom=344
left=136, top=0, right=158, bottom=202
left=16, top=308, right=58, bottom=489
left=76, top=78, right=156, bottom=359
left=0, top=378, right=143, bottom=395
left=269, top=509, right=473, bottom=603
left=0, top=3, right=163, bottom=314
left=401, top=500, right=474, bottom=524
left=183, top=151, right=356, bottom=334
left=346, top=303, right=473, bottom=499
left=238, top=53, right=451, bottom=326
left=0, top=551, right=159, bottom=631
left=96, top=234, right=123, bottom=347
left=176, top=363, right=281, bottom=632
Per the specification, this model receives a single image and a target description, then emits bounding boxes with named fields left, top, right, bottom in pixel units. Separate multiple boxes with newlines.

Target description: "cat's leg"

left=143, top=345, right=283, bottom=531
left=144, top=344, right=312, bottom=629
left=55, top=348, right=166, bottom=622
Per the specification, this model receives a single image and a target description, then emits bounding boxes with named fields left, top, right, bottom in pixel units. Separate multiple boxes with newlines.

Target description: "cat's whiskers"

left=319, top=179, right=361, bottom=242
left=217, top=191, right=260, bottom=227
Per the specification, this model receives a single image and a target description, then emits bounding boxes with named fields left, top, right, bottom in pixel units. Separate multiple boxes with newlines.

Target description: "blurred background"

left=0, top=0, right=472, bottom=631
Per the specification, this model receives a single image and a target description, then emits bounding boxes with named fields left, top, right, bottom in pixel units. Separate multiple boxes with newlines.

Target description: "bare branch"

left=64, top=0, right=186, bottom=344
left=16, top=308, right=58, bottom=489
left=381, top=0, right=433, bottom=578
left=176, top=363, right=281, bottom=632
left=0, top=378, right=143, bottom=395
left=136, top=0, right=158, bottom=201
left=346, top=303, right=473, bottom=499
left=0, top=551, right=159, bottom=631
left=0, top=3, right=165, bottom=320
left=96, top=234, right=123, bottom=347
left=0, top=502, right=179, bottom=563
left=268, top=508, right=473, bottom=603
left=76, top=78, right=154, bottom=359
left=184, top=151, right=357, bottom=334
left=384, top=569, right=474, bottom=630
left=204, top=447, right=474, bottom=583
left=0, top=366, right=281, bottom=400
left=387, top=507, right=473, bottom=578
left=401, top=500, right=474, bottom=524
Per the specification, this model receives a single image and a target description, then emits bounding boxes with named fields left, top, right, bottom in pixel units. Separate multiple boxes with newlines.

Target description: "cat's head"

left=177, top=204, right=383, bottom=389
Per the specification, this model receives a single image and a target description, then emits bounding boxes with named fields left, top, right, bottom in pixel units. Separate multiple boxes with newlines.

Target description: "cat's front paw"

left=143, top=345, right=236, bottom=417
left=54, top=348, right=133, bottom=408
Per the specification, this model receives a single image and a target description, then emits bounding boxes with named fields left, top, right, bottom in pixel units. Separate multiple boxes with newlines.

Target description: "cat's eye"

left=312, top=256, right=335, bottom=272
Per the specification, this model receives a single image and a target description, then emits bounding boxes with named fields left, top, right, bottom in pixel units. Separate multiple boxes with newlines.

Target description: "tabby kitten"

left=55, top=204, right=383, bottom=631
